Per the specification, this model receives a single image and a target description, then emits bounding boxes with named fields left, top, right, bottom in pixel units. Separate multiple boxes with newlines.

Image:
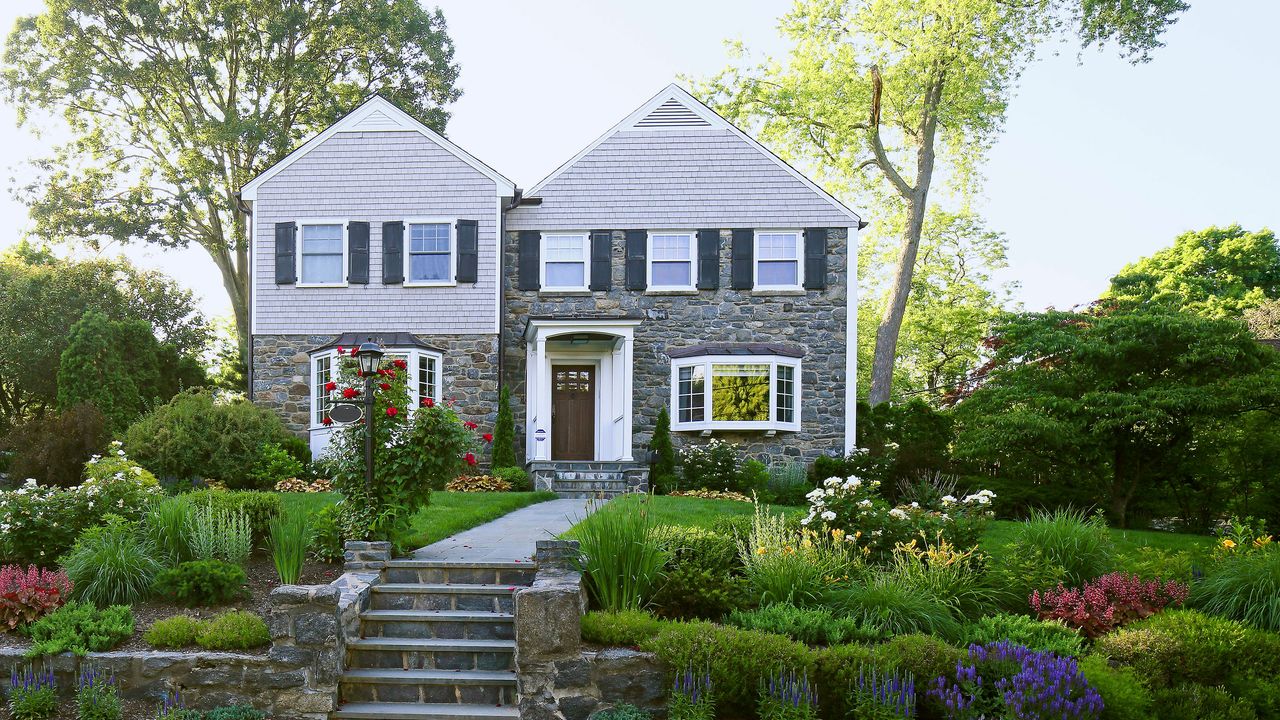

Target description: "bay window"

left=310, top=347, right=444, bottom=429
left=671, top=354, right=802, bottom=431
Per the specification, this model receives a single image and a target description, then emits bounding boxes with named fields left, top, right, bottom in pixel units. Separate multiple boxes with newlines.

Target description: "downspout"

left=235, top=191, right=254, bottom=399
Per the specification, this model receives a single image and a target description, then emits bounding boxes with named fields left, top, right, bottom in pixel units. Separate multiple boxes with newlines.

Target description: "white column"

left=534, top=336, right=551, bottom=461
left=524, top=342, right=536, bottom=462
left=621, top=330, right=635, bottom=462
left=844, top=225, right=859, bottom=454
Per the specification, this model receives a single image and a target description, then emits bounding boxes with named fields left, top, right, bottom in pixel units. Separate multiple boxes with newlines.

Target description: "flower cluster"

left=851, top=666, right=916, bottom=719
left=801, top=476, right=994, bottom=562
left=929, top=642, right=1103, bottom=720
left=1213, top=515, right=1274, bottom=556
left=1030, top=571, right=1188, bottom=638
left=75, top=665, right=121, bottom=719
left=671, top=665, right=715, bottom=720
left=0, top=564, right=72, bottom=630
left=7, top=665, right=57, bottom=719
left=760, top=668, right=819, bottom=720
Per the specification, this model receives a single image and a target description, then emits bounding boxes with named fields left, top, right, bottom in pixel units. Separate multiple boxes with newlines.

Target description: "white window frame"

left=647, top=230, right=697, bottom=291
left=540, top=232, right=591, bottom=291
left=296, top=218, right=349, bottom=288
left=309, top=347, right=445, bottom=430
left=404, top=217, right=458, bottom=287
left=753, top=229, right=804, bottom=291
left=669, top=354, right=802, bottom=433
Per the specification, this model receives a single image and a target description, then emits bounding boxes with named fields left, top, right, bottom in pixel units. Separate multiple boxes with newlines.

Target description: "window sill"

left=405, top=281, right=458, bottom=288
left=539, top=289, right=592, bottom=297
left=296, top=282, right=349, bottom=289
left=673, top=423, right=800, bottom=434
left=645, top=288, right=699, bottom=296
left=749, top=288, right=808, bottom=296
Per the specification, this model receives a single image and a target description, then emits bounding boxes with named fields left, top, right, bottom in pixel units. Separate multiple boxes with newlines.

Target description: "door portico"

left=524, top=318, right=640, bottom=463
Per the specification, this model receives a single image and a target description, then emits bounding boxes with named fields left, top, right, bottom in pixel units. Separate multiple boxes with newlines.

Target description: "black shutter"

left=382, top=221, right=404, bottom=284
left=804, top=227, right=828, bottom=290
left=696, top=229, right=720, bottom=290
left=456, top=219, right=479, bottom=283
left=625, top=230, right=647, bottom=291
left=517, top=230, right=541, bottom=291
left=347, top=221, right=370, bottom=284
left=590, top=230, right=612, bottom=291
left=274, top=221, right=296, bottom=284
left=731, top=228, right=754, bottom=289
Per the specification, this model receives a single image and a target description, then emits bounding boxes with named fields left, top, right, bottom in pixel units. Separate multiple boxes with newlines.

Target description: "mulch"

left=0, top=554, right=342, bottom=656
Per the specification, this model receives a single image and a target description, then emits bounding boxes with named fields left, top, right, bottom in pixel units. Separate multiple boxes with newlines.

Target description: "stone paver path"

left=410, top=498, right=594, bottom=562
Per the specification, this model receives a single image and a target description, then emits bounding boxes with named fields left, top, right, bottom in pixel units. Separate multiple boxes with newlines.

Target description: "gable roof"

left=240, top=95, right=515, bottom=200
left=525, top=84, right=861, bottom=224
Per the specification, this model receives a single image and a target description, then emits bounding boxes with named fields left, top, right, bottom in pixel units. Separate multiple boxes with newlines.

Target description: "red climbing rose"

left=379, top=382, right=391, bottom=391
left=324, top=381, right=337, bottom=392
left=465, top=453, right=477, bottom=466
left=393, top=359, right=408, bottom=370
left=483, top=433, right=493, bottom=443
left=422, top=398, right=435, bottom=408
left=463, top=421, right=478, bottom=430
left=342, top=387, right=360, bottom=399
left=322, top=416, right=334, bottom=426
left=386, top=407, right=399, bottom=417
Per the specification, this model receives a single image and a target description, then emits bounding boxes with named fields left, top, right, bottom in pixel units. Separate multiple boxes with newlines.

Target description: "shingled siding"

left=252, top=333, right=500, bottom=441
left=506, top=128, right=855, bottom=230
left=501, top=229, right=849, bottom=468
left=252, top=130, right=499, bottom=335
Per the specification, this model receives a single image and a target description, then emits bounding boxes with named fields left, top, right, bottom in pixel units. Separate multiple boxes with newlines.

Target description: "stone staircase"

left=332, top=560, right=535, bottom=720
left=528, top=461, right=649, bottom=499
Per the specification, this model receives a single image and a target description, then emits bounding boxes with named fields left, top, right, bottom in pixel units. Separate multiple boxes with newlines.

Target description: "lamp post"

left=354, top=340, right=384, bottom=490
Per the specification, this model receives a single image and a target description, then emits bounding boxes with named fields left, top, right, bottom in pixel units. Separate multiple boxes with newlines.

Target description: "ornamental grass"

left=572, top=495, right=669, bottom=612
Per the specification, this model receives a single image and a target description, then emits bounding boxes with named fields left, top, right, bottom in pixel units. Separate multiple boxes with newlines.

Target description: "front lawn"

left=278, top=490, right=342, bottom=518
left=395, top=491, right=558, bottom=550
left=980, top=518, right=1215, bottom=561
left=639, top=495, right=804, bottom=530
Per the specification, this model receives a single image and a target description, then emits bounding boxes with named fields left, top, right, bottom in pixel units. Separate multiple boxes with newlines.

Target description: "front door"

left=551, top=365, right=595, bottom=460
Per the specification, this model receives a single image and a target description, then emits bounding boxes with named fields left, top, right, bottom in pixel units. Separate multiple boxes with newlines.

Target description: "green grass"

left=639, top=495, right=805, bottom=530
left=397, top=491, right=558, bottom=549
left=980, top=519, right=1214, bottom=561
left=277, top=491, right=342, bottom=518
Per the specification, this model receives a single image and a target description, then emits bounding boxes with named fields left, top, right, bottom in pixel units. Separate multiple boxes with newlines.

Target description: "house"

left=240, top=85, right=862, bottom=492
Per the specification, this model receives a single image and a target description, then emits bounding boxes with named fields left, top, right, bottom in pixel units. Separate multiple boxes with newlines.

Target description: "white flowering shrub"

left=0, top=441, right=161, bottom=566
left=801, top=475, right=995, bottom=562
left=676, top=439, right=744, bottom=492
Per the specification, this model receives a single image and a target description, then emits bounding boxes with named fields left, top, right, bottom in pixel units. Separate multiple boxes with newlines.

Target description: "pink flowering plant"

left=1030, top=571, right=1189, bottom=638
left=802, top=475, right=995, bottom=563
left=0, top=565, right=72, bottom=630
left=323, top=348, right=488, bottom=542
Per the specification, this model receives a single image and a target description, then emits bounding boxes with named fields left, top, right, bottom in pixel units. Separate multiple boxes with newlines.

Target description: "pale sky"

left=0, top=1, right=1276, bottom=322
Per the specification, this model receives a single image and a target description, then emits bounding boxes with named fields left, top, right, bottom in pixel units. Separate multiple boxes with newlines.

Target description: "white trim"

left=669, top=354, right=803, bottom=433
left=494, top=196, right=503, bottom=334
left=845, top=225, right=859, bottom=454
left=403, top=217, right=458, bottom=287
left=646, top=230, right=697, bottom=292
left=295, top=218, right=349, bottom=288
left=524, top=84, right=861, bottom=223
left=752, top=229, right=805, bottom=291
left=247, top=200, right=257, bottom=335
left=539, top=231, right=591, bottom=292
left=240, top=96, right=515, bottom=200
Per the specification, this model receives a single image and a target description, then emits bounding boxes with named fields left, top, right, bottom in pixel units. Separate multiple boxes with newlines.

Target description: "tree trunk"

left=200, top=238, right=249, bottom=349
left=868, top=197, right=928, bottom=405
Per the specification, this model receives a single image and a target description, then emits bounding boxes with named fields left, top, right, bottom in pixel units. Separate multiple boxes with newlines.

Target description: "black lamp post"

left=354, top=340, right=384, bottom=490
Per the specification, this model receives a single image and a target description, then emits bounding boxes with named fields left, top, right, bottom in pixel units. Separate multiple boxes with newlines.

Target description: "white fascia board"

left=240, top=96, right=515, bottom=200
left=524, top=83, right=862, bottom=225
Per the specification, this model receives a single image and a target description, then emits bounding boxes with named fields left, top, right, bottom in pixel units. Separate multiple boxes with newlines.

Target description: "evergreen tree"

left=491, top=386, right=518, bottom=468
left=652, top=406, right=677, bottom=481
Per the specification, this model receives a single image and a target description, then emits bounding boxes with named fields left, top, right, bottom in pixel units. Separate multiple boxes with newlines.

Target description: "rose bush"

left=801, top=475, right=994, bottom=562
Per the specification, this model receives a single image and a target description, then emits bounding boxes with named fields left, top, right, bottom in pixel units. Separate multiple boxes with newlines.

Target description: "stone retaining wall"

left=515, top=540, right=667, bottom=720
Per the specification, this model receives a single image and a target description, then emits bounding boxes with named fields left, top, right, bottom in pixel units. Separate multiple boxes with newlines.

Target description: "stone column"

left=515, top=540, right=588, bottom=720
left=266, top=584, right=343, bottom=719
left=343, top=540, right=391, bottom=573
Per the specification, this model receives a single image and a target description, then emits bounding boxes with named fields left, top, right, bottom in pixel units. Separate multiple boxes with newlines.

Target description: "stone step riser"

left=551, top=480, right=627, bottom=490
left=382, top=567, right=535, bottom=585
left=552, top=472, right=626, bottom=481
left=345, top=648, right=513, bottom=672
left=361, top=619, right=513, bottom=642
left=553, top=490, right=627, bottom=500
left=370, top=594, right=515, bottom=613
left=341, top=681, right=514, bottom=706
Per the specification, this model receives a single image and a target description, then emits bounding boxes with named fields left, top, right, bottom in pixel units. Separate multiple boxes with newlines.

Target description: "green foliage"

left=825, top=575, right=963, bottom=642
left=953, top=308, right=1280, bottom=528
left=571, top=495, right=668, bottom=611
left=1093, top=610, right=1280, bottom=688
left=201, top=706, right=266, bottom=720
left=493, top=466, right=530, bottom=492
left=764, top=463, right=812, bottom=507
left=882, top=540, right=1000, bottom=619
left=23, top=601, right=133, bottom=657
left=185, top=489, right=282, bottom=541
left=1, top=404, right=107, bottom=487
left=246, top=443, right=305, bottom=490
left=124, top=390, right=302, bottom=490
left=187, top=504, right=253, bottom=566
left=269, top=509, right=311, bottom=585
left=963, top=613, right=1085, bottom=657
left=1192, top=546, right=1280, bottom=631
left=195, top=611, right=270, bottom=650
left=63, top=516, right=163, bottom=607
left=1151, top=684, right=1257, bottom=720
left=994, top=508, right=1117, bottom=607
left=727, top=603, right=884, bottom=645
left=739, top=504, right=861, bottom=607
left=642, top=621, right=811, bottom=719
left=738, top=460, right=770, bottom=496
left=589, top=704, right=650, bottom=720
left=5, top=667, right=56, bottom=720
left=75, top=667, right=121, bottom=720
left=152, top=560, right=249, bottom=607
left=651, top=526, right=748, bottom=620
left=143, top=615, right=204, bottom=648
left=1119, top=546, right=1198, bottom=584
left=1106, top=226, right=1280, bottom=320
left=1078, top=655, right=1154, bottom=720
left=143, top=496, right=193, bottom=566
left=677, top=439, right=741, bottom=493
left=652, top=406, right=676, bottom=481
left=308, top=504, right=344, bottom=564
left=813, top=634, right=964, bottom=719
left=581, top=610, right=671, bottom=646
left=492, top=385, right=518, bottom=468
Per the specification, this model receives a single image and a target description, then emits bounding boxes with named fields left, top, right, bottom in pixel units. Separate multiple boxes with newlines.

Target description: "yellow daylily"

left=756, top=546, right=768, bottom=556
left=1222, top=538, right=1237, bottom=550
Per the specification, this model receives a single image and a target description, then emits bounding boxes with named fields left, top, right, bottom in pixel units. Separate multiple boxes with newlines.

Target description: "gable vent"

left=352, top=109, right=402, bottom=131
left=633, top=99, right=711, bottom=128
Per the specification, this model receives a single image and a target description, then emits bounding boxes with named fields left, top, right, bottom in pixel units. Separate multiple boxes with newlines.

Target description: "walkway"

left=410, top=497, right=594, bottom=562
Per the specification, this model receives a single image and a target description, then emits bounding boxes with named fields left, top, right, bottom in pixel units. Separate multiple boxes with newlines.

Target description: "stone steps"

left=369, top=584, right=518, bottom=613
left=340, top=668, right=516, bottom=705
left=359, top=610, right=514, bottom=641
left=333, top=703, right=520, bottom=719
left=383, top=560, right=535, bottom=586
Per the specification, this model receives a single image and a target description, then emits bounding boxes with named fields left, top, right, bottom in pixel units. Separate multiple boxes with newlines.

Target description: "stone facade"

left=515, top=541, right=667, bottom=720
left=503, top=228, right=850, bottom=469
left=250, top=332, right=501, bottom=439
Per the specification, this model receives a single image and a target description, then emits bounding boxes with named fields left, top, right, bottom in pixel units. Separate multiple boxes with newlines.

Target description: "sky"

left=0, top=0, right=1276, bottom=321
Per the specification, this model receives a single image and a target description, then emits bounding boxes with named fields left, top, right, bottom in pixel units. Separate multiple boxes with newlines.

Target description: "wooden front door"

left=551, top=365, right=595, bottom=461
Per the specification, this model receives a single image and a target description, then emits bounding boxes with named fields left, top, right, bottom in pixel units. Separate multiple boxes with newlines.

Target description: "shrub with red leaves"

left=1030, top=571, right=1189, bottom=638
left=0, top=564, right=72, bottom=630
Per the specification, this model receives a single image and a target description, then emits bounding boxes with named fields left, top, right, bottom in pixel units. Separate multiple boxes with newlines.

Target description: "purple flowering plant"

left=75, top=665, right=121, bottom=720
left=670, top=664, right=714, bottom=720
left=155, top=689, right=202, bottom=720
left=928, top=642, right=1104, bottom=720
left=759, top=668, right=819, bottom=720
left=7, top=665, right=57, bottom=720
left=852, top=665, right=917, bottom=719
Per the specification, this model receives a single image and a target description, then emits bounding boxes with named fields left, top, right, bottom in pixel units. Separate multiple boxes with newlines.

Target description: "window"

left=407, top=222, right=453, bottom=285
left=310, top=348, right=443, bottom=428
left=542, top=233, right=589, bottom=290
left=754, top=230, right=802, bottom=290
left=648, top=231, right=695, bottom=290
left=671, top=355, right=801, bottom=431
left=299, top=222, right=345, bottom=285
